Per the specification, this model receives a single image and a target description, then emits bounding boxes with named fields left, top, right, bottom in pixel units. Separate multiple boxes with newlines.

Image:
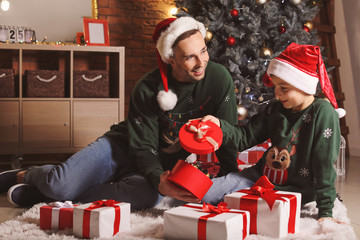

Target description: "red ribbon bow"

left=184, top=203, right=248, bottom=240
left=202, top=202, right=230, bottom=214
left=241, top=175, right=285, bottom=210
left=87, top=199, right=119, bottom=209
left=186, top=121, right=211, bottom=142
left=83, top=200, right=121, bottom=238
left=186, top=120, right=219, bottom=151
left=238, top=176, right=298, bottom=235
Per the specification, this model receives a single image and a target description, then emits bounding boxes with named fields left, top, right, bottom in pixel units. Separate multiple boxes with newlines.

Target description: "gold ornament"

left=303, top=21, right=314, bottom=31
left=260, top=46, right=273, bottom=57
left=258, top=95, right=264, bottom=102
left=205, top=30, right=213, bottom=43
left=237, top=105, right=248, bottom=120
left=255, top=0, right=268, bottom=5
left=245, top=87, right=251, bottom=93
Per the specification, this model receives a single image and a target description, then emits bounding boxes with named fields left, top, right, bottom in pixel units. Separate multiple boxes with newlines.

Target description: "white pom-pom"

left=336, top=108, right=346, bottom=119
left=157, top=89, right=177, bottom=111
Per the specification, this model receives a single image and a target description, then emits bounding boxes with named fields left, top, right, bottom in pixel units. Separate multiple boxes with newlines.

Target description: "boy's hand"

left=158, top=170, right=200, bottom=203
left=201, top=115, right=220, bottom=127
left=318, top=217, right=347, bottom=224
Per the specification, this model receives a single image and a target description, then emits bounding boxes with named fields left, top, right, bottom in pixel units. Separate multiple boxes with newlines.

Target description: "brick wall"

left=97, top=0, right=176, bottom=116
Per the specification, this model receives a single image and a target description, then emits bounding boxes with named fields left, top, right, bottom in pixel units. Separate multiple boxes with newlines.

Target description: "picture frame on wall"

left=83, top=18, right=110, bottom=46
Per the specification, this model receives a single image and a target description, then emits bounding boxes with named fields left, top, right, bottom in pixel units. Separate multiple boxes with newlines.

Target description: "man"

left=0, top=17, right=239, bottom=209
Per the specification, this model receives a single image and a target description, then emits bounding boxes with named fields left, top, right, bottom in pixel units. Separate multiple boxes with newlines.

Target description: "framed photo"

left=83, top=18, right=110, bottom=46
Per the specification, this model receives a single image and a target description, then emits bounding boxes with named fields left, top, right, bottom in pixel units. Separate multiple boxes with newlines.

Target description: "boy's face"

left=272, top=75, right=315, bottom=112
left=169, top=31, right=209, bottom=83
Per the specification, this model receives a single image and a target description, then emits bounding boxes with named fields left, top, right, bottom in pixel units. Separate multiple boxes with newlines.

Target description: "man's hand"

left=158, top=170, right=200, bottom=203
left=201, top=115, right=220, bottom=127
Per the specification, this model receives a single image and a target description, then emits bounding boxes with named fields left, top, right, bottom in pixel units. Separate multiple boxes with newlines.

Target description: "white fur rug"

left=0, top=198, right=356, bottom=240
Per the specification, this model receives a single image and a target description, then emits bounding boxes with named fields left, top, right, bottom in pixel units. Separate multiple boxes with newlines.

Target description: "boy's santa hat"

left=263, top=42, right=346, bottom=118
left=152, top=17, right=206, bottom=111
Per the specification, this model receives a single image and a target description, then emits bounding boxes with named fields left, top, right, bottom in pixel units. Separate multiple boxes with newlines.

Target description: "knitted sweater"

left=220, top=97, right=340, bottom=218
left=105, top=61, right=239, bottom=190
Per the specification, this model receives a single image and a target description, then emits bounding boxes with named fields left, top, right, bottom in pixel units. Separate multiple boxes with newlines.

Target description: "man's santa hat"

left=263, top=42, right=346, bottom=118
left=152, top=17, right=206, bottom=111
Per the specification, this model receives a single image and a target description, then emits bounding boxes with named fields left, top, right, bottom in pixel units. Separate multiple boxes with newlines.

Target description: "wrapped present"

left=164, top=202, right=250, bottom=240
left=73, top=200, right=130, bottom=238
left=179, top=119, right=222, bottom=155
left=168, top=160, right=213, bottom=200
left=224, top=176, right=301, bottom=238
left=40, top=201, right=76, bottom=230
left=237, top=150, right=264, bottom=164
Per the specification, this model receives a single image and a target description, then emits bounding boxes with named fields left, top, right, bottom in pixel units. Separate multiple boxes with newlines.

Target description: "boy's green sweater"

left=221, top=97, right=340, bottom=218
left=105, top=61, right=239, bottom=191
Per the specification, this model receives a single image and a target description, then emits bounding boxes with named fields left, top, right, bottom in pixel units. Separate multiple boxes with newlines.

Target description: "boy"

left=202, top=43, right=346, bottom=222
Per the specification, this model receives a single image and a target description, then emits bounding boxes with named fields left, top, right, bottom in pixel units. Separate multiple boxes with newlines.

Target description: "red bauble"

left=278, top=25, right=286, bottom=34
left=226, top=36, right=236, bottom=47
left=230, top=8, right=239, bottom=18
left=303, top=25, right=310, bottom=33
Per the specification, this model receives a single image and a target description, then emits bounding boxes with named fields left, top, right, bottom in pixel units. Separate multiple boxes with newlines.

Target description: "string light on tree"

left=255, top=0, right=268, bottom=5
left=289, top=0, right=302, bottom=5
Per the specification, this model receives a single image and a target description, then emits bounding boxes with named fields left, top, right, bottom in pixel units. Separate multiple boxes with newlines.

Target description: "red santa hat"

left=263, top=42, right=346, bottom=118
left=152, top=17, right=206, bottom=111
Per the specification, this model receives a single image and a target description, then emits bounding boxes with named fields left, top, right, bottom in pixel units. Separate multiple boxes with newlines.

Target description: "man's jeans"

left=202, top=166, right=260, bottom=205
left=24, top=136, right=160, bottom=210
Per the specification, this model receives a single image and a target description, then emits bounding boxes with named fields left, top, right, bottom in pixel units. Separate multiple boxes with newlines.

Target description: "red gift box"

left=164, top=203, right=250, bottom=240
left=168, top=160, right=213, bottom=200
left=179, top=119, right=222, bottom=155
left=40, top=201, right=76, bottom=230
left=224, top=176, right=301, bottom=238
left=73, top=200, right=130, bottom=239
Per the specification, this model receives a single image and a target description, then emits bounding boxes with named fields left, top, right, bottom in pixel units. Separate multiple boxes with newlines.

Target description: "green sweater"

left=220, top=97, right=340, bottom=218
left=105, top=61, right=239, bottom=190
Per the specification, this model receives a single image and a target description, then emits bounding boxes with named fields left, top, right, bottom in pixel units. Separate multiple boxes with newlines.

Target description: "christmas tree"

left=175, top=0, right=320, bottom=123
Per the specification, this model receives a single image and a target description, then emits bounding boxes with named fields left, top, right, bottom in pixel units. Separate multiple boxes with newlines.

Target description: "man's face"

left=169, top=31, right=209, bottom=83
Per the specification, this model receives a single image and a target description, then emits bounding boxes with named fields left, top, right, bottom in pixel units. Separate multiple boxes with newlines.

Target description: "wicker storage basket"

left=24, top=70, right=65, bottom=97
left=0, top=69, right=16, bottom=97
left=73, top=70, right=109, bottom=98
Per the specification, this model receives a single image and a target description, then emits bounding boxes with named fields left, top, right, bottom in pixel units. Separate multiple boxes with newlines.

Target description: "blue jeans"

left=202, top=166, right=260, bottom=205
left=24, top=136, right=160, bottom=210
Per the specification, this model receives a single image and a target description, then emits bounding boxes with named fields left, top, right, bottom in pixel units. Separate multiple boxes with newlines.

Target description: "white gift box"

left=224, top=189, right=301, bottom=238
left=73, top=200, right=130, bottom=238
left=164, top=203, right=250, bottom=240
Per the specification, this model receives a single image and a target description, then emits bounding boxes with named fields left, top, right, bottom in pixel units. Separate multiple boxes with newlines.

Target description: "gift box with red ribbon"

left=73, top=200, right=130, bottom=238
left=179, top=119, right=223, bottom=155
left=224, top=176, right=301, bottom=238
left=40, top=201, right=76, bottom=230
left=237, top=139, right=272, bottom=165
left=164, top=202, right=250, bottom=240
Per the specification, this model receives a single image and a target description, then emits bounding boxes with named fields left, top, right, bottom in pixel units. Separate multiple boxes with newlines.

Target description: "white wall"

left=335, top=0, right=360, bottom=156
left=0, top=0, right=92, bottom=42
